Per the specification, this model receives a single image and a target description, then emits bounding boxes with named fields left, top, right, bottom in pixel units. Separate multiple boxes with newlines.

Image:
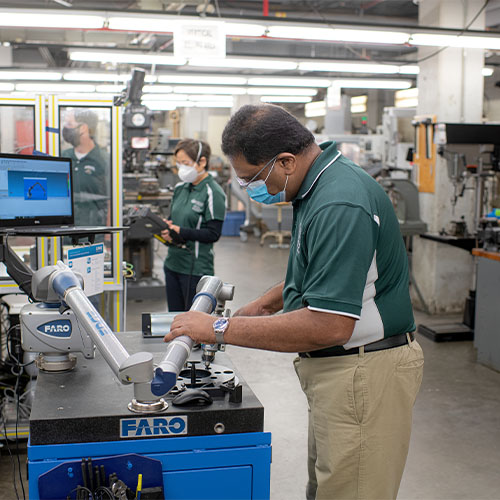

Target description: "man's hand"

left=164, top=311, right=215, bottom=344
left=233, top=299, right=273, bottom=317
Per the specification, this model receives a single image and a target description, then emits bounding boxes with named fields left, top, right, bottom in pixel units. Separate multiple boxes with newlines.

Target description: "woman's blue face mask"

left=243, top=156, right=288, bottom=205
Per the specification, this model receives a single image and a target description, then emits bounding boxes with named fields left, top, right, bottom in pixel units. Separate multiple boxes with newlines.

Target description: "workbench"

left=28, top=332, right=271, bottom=499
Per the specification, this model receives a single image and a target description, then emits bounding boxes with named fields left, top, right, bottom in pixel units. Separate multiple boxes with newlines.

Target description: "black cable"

left=2, top=418, right=20, bottom=500
left=5, top=325, right=34, bottom=368
left=69, top=486, right=94, bottom=500
left=14, top=364, right=26, bottom=500
left=93, top=486, right=114, bottom=500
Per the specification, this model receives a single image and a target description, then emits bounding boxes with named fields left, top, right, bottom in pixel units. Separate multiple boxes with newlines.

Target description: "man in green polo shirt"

left=165, top=104, right=424, bottom=500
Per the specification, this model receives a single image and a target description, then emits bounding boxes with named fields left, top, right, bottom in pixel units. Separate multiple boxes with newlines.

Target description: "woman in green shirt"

left=162, top=139, right=227, bottom=311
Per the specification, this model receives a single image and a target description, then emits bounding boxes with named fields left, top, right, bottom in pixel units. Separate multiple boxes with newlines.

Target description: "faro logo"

left=37, top=320, right=72, bottom=338
left=120, top=417, right=187, bottom=438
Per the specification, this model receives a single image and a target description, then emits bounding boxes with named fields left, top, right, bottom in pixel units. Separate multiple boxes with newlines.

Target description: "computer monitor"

left=0, top=153, right=74, bottom=227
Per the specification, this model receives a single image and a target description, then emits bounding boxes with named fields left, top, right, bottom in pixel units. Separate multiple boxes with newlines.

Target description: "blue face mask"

left=246, top=156, right=289, bottom=205
left=247, top=178, right=288, bottom=204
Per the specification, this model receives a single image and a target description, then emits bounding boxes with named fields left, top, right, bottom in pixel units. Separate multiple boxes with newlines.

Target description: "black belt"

left=299, top=332, right=415, bottom=358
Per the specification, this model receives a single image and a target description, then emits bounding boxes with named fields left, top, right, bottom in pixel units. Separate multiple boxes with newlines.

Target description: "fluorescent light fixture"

left=305, top=100, right=326, bottom=118
left=298, top=61, right=420, bottom=75
left=260, top=96, right=312, bottom=103
left=483, top=67, right=494, bottom=76
left=409, top=33, right=500, bottom=50
left=247, top=77, right=331, bottom=87
left=0, top=83, right=15, bottom=91
left=335, top=79, right=412, bottom=89
left=395, top=97, right=418, bottom=108
left=298, top=61, right=400, bottom=74
left=267, top=25, right=409, bottom=45
left=173, top=85, right=246, bottom=95
left=64, top=72, right=131, bottom=82
left=248, top=87, right=317, bottom=96
left=194, top=102, right=233, bottom=108
left=142, top=94, right=188, bottom=101
left=145, top=75, right=157, bottom=83
left=108, top=16, right=174, bottom=33
left=399, top=65, right=419, bottom=75
left=351, top=95, right=367, bottom=113
left=187, top=57, right=297, bottom=70
left=457, top=36, right=500, bottom=49
left=225, top=23, right=267, bottom=37
left=351, top=104, right=367, bottom=113
left=95, top=84, right=126, bottom=93
left=15, top=83, right=96, bottom=92
left=395, top=88, right=418, bottom=99
left=142, top=85, right=174, bottom=94
left=333, top=29, right=409, bottom=45
left=0, top=10, right=104, bottom=29
left=52, top=0, right=73, bottom=7
left=68, top=50, right=186, bottom=66
left=395, top=88, right=418, bottom=108
left=351, top=95, right=367, bottom=105
left=157, top=75, right=246, bottom=85
left=409, top=33, right=457, bottom=47
left=187, top=95, right=233, bottom=102
left=0, top=71, right=62, bottom=80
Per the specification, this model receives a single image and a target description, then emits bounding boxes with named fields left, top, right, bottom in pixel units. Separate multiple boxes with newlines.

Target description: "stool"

left=260, top=202, right=291, bottom=248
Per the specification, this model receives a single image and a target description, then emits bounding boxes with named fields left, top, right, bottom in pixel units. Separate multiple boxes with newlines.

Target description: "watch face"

left=214, top=318, right=227, bottom=329
left=131, top=112, right=146, bottom=127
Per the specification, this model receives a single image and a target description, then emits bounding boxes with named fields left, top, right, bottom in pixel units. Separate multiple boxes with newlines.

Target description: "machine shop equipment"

left=418, top=123, right=500, bottom=342
left=1, top=227, right=270, bottom=499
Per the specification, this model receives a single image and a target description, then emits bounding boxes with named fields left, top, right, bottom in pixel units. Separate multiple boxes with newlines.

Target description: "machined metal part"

left=35, top=353, right=77, bottom=372
left=170, top=362, right=239, bottom=393
left=148, top=311, right=177, bottom=336
left=127, top=398, right=168, bottom=414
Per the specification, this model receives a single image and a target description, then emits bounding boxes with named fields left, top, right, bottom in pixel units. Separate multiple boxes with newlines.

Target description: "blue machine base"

left=28, top=432, right=272, bottom=500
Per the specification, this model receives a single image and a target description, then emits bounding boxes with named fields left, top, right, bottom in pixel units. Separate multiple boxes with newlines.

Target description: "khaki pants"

left=294, top=336, right=424, bottom=500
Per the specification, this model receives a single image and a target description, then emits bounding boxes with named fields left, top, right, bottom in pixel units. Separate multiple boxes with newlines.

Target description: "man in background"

left=62, top=109, right=109, bottom=227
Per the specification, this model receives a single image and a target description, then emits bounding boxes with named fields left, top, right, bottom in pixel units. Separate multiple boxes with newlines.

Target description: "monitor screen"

left=0, top=153, right=74, bottom=227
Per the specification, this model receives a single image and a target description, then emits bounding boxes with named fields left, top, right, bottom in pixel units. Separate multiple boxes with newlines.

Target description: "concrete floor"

left=2, top=236, right=500, bottom=499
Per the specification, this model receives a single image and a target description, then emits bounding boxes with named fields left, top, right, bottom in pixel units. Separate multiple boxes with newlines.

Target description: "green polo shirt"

left=165, top=175, right=226, bottom=276
left=63, top=145, right=109, bottom=226
left=283, top=141, right=415, bottom=349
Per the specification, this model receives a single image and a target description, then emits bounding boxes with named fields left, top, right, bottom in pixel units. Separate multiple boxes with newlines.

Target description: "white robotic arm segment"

left=49, top=262, right=153, bottom=384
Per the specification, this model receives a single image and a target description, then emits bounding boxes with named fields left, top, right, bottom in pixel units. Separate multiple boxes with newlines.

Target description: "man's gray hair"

left=74, top=109, right=98, bottom=137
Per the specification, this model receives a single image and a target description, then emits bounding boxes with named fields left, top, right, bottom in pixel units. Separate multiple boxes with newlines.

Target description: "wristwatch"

left=213, top=318, right=229, bottom=345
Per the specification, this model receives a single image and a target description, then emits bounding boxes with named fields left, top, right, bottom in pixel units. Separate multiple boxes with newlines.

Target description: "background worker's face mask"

left=177, top=163, right=199, bottom=183
left=62, top=124, right=82, bottom=148
left=246, top=157, right=288, bottom=204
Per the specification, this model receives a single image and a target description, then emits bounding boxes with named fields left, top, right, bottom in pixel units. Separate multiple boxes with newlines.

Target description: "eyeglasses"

left=235, top=154, right=279, bottom=189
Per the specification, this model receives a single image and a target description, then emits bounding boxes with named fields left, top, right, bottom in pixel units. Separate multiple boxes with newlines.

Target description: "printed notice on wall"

left=66, top=243, right=104, bottom=297
left=174, top=22, right=226, bottom=59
